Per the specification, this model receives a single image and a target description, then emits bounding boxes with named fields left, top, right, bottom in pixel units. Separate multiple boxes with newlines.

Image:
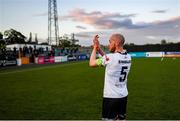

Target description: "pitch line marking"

left=0, top=61, right=87, bottom=75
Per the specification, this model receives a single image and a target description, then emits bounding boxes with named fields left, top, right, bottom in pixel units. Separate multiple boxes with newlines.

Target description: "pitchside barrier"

left=16, top=57, right=29, bottom=66
left=10, top=52, right=180, bottom=67
left=55, top=56, right=68, bottom=63
left=37, top=56, right=45, bottom=64
left=146, top=52, right=163, bottom=57
left=97, top=52, right=180, bottom=58
left=17, top=58, right=21, bottom=66
left=78, top=54, right=88, bottom=60
left=36, top=56, right=55, bottom=64
left=164, top=52, right=180, bottom=57
left=129, top=52, right=180, bottom=58
left=21, top=57, right=30, bottom=65
left=129, top=52, right=147, bottom=58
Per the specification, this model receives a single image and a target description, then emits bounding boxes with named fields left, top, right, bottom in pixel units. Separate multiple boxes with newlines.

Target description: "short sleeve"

left=96, top=54, right=110, bottom=66
left=96, top=57, right=103, bottom=66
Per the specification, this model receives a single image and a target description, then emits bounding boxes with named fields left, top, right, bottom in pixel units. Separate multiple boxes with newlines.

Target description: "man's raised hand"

left=93, top=35, right=100, bottom=50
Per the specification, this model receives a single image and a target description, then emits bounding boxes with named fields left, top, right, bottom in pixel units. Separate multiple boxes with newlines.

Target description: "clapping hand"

left=93, top=35, right=100, bottom=50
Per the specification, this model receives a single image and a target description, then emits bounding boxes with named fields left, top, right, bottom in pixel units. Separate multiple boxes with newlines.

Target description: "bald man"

left=89, top=33, right=131, bottom=120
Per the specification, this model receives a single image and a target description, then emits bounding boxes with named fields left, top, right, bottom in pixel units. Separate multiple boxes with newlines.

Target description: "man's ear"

left=115, top=40, right=121, bottom=46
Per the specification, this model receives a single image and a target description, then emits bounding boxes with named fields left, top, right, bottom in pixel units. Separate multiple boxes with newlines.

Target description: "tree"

left=28, top=32, right=32, bottom=43
left=35, top=33, right=38, bottom=44
left=0, top=32, right=6, bottom=50
left=161, top=39, right=167, bottom=45
left=58, top=34, right=80, bottom=47
left=0, top=42, right=6, bottom=50
left=0, top=32, right=3, bottom=39
left=0, top=32, right=5, bottom=49
left=40, top=42, right=48, bottom=45
left=129, top=43, right=135, bottom=46
left=4, top=29, right=26, bottom=44
left=59, top=35, right=71, bottom=47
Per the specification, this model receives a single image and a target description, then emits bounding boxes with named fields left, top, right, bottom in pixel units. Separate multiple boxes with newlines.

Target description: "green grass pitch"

left=0, top=58, right=180, bottom=119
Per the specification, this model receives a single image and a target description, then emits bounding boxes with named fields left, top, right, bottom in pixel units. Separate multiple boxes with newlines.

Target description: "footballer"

left=89, top=33, right=131, bottom=120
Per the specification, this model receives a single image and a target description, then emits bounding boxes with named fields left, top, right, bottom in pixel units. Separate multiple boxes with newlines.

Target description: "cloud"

left=75, top=33, right=91, bottom=38
left=75, top=16, right=180, bottom=46
left=33, top=9, right=179, bottom=45
left=76, top=25, right=87, bottom=30
left=61, top=8, right=139, bottom=29
left=152, top=16, right=180, bottom=26
left=146, top=35, right=157, bottom=40
left=62, top=8, right=180, bottom=31
left=33, top=12, right=48, bottom=17
left=129, top=16, right=180, bottom=29
left=151, top=9, right=168, bottom=13
left=174, top=25, right=179, bottom=28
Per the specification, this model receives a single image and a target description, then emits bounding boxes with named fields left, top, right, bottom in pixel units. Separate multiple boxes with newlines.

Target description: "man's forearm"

left=89, top=48, right=97, bottom=67
left=98, top=48, right=105, bottom=56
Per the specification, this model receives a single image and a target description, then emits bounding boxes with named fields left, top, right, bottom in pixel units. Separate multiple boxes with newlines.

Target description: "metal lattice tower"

left=48, top=0, right=59, bottom=45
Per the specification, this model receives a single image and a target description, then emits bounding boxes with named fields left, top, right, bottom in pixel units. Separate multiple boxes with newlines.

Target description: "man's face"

left=108, top=37, right=116, bottom=53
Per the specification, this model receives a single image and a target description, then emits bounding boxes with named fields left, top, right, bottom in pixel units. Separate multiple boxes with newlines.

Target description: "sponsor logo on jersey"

left=118, top=60, right=131, bottom=64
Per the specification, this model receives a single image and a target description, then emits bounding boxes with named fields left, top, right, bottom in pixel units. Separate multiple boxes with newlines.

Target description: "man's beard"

left=109, top=47, right=115, bottom=53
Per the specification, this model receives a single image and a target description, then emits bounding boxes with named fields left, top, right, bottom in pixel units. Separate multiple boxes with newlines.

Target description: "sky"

left=0, top=0, right=180, bottom=46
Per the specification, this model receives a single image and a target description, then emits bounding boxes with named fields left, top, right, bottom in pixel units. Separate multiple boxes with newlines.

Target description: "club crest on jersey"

left=106, top=57, right=109, bottom=61
left=105, top=55, right=109, bottom=61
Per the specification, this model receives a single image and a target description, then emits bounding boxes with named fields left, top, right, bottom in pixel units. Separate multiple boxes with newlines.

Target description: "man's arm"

left=89, top=35, right=100, bottom=67
left=98, top=48, right=105, bottom=56
left=89, top=47, right=97, bottom=67
left=89, top=35, right=106, bottom=67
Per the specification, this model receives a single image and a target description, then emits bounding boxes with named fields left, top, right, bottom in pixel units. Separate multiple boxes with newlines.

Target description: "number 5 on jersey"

left=119, top=66, right=128, bottom=82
